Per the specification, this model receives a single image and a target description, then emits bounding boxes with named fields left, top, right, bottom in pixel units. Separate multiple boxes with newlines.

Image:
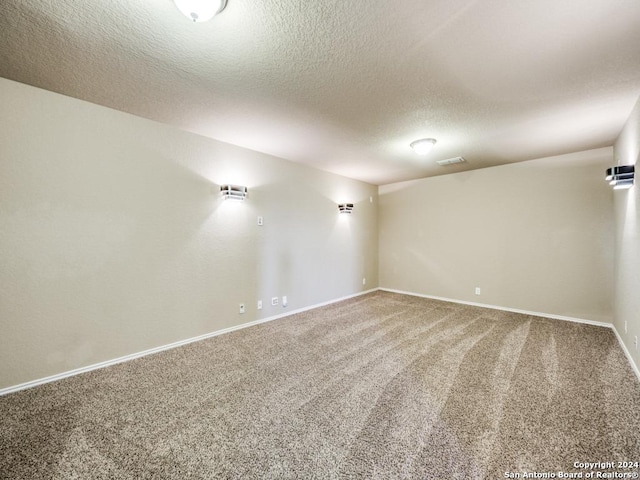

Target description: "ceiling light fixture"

left=410, top=138, right=437, bottom=156
left=605, top=165, right=635, bottom=190
left=173, top=0, right=227, bottom=22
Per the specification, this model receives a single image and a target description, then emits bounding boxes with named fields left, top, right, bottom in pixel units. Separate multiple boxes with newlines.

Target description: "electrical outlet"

left=282, top=296, right=288, bottom=307
left=271, top=297, right=279, bottom=306
left=362, top=277, right=366, bottom=286
left=475, top=287, right=481, bottom=296
left=257, top=300, right=262, bottom=310
left=257, top=216, right=263, bottom=226
left=239, top=303, right=245, bottom=314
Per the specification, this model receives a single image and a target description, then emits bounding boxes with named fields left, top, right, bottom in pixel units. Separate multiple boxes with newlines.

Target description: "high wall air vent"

left=436, top=156, right=466, bottom=166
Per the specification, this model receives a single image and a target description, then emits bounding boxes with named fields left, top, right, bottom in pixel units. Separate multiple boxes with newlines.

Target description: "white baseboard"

left=611, top=326, right=640, bottom=382
left=4, top=287, right=637, bottom=395
left=0, top=288, right=378, bottom=397
left=378, top=288, right=612, bottom=327
left=379, top=287, right=640, bottom=382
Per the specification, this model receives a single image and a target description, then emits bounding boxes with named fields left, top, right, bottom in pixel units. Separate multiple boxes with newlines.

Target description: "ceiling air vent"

left=436, top=156, right=466, bottom=166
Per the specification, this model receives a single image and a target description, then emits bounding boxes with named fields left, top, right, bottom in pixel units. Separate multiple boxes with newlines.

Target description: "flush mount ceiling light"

left=338, top=203, right=354, bottom=214
left=410, top=138, right=437, bottom=156
left=605, top=165, right=635, bottom=190
left=173, top=0, right=227, bottom=22
left=220, top=184, right=247, bottom=200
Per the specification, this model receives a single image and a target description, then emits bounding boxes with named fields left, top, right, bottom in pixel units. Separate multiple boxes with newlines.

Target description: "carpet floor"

left=1, top=291, right=639, bottom=479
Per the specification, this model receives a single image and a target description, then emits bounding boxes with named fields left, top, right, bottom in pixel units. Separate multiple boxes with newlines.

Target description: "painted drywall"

left=379, top=149, right=614, bottom=322
left=0, top=78, right=378, bottom=390
left=613, top=95, right=640, bottom=373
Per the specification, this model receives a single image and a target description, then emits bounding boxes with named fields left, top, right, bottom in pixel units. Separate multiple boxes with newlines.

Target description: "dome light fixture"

left=173, top=0, right=227, bottom=22
left=410, top=138, right=437, bottom=156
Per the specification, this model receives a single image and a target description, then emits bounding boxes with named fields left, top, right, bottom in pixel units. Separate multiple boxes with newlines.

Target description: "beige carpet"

left=1, top=291, right=639, bottom=479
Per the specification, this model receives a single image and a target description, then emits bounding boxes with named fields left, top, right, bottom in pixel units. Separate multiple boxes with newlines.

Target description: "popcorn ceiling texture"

left=1, top=292, right=639, bottom=479
left=0, top=0, right=639, bottom=184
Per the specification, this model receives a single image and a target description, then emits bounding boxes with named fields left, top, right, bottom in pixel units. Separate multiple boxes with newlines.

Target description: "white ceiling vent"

left=436, top=156, right=466, bottom=166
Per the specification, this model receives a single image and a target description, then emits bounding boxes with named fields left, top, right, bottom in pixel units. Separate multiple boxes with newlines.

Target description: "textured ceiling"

left=1, top=0, right=639, bottom=185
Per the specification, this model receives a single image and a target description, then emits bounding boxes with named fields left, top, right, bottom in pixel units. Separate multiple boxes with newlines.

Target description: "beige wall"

left=0, top=78, right=378, bottom=390
left=379, top=149, right=614, bottom=323
left=613, top=96, right=640, bottom=373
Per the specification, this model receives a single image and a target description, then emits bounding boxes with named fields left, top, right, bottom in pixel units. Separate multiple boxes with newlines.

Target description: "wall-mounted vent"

left=436, top=156, right=466, bottom=166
